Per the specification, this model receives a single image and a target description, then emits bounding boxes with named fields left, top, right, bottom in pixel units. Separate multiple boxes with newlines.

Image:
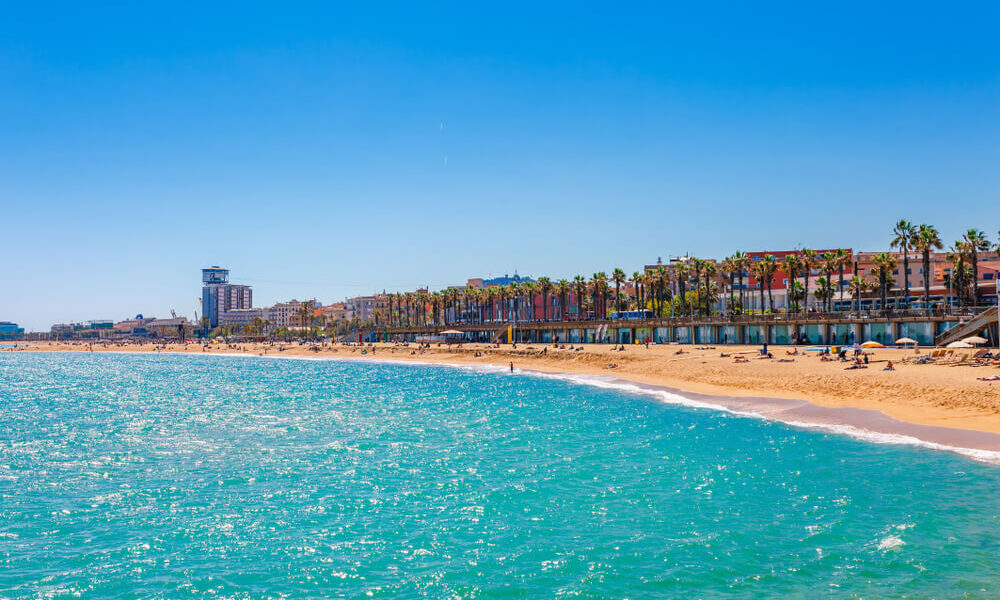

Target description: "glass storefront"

left=768, top=325, right=791, bottom=345
left=863, top=322, right=891, bottom=344
left=745, top=325, right=765, bottom=345
left=900, top=322, right=934, bottom=346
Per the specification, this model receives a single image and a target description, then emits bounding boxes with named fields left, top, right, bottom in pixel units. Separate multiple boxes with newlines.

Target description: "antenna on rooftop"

left=171, top=309, right=177, bottom=318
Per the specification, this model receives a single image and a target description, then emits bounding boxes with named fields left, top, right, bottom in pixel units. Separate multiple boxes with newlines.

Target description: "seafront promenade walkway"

left=370, top=307, right=995, bottom=347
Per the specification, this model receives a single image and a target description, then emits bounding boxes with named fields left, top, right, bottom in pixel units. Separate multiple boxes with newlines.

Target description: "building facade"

left=201, top=267, right=253, bottom=328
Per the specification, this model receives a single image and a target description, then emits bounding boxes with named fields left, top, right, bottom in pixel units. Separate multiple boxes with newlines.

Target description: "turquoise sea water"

left=3, top=353, right=1000, bottom=598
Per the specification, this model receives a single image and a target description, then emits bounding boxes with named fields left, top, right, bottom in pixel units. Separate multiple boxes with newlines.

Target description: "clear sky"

left=2, top=2, right=998, bottom=331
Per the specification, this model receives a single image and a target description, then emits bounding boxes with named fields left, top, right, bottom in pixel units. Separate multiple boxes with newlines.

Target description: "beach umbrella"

left=860, top=341, right=885, bottom=348
left=894, top=337, right=917, bottom=347
left=962, top=336, right=988, bottom=346
left=946, top=340, right=973, bottom=348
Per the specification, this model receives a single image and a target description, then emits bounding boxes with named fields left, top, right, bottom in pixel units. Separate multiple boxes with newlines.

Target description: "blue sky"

left=2, top=1, right=998, bottom=330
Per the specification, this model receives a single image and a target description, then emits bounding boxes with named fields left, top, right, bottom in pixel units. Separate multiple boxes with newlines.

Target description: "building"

left=320, top=302, right=354, bottom=322
left=268, top=300, right=318, bottom=328
left=201, top=266, right=253, bottom=328
left=218, top=307, right=271, bottom=328
left=0, top=321, right=23, bottom=339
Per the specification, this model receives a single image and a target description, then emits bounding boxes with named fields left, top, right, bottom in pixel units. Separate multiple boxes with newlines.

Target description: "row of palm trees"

left=361, top=222, right=996, bottom=328
left=205, top=221, right=1000, bottom=337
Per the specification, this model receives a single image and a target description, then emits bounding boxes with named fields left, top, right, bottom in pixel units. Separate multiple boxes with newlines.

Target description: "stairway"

left=934, top=306, right=998, bottom=347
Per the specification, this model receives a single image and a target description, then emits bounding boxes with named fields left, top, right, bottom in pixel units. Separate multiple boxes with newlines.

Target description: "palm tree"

left=963, top=229, right=990, bottom=305
left=801, top=248, right=817, bottom=311
left=592, top=272, right=609, bottom=319
left=731, top=251, right=750, bottom=313
left=760, top=254, right=778, bottom=311
left=788, top=280, right=805, bottom=313
left=834, top=248, right=850, bottom=312
left=555, top=279, right=570, bottom=320
left=573, top=275, right=587, bottom=320
left=819, top=252, right=838, bottom=312
left=872, top=253, right=897, bottom=310
left=701, top=261, right=717, bottom=315
left=891, top=220, right=917, bottom=307
left=631, top=271, right=644, bottom=311
left=536, top=276, right=553, bottom=321
left=814, top=277, right=833, bottom=310
left=914, top=224, right=943, bottom=313
left=749, top=260, right=766, bottom=314
left=673, top=263, right=689, bottom=315
left=848, top=275, right=871, bottom=316
left=780, top=254, right=803, bottom=312
left=718, top=258, right=736, bottom=315
left=611, top=268, right=627, bottom=313
left=947, top=243, right=973, bottom=307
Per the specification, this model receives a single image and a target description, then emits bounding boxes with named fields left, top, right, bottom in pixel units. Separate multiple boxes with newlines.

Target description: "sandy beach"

left=10, top=339, right=1000, bottom=440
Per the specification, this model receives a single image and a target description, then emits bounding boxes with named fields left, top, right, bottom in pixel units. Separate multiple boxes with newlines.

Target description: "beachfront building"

left=218, top=308, right=270, bottom=328
left=49, top=320, right=115, bottom=339
left=744, top=249, right=854, bottom=312
left=267, top=300, right=319, bottom=328
left=0, top=321, right=24, bottom=339
left=321, top=302, right=354, bottom=323
left=201, top=267, right=253, bottom=328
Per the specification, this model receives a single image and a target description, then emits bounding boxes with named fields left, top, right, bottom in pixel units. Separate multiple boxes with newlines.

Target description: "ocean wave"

left=92, top=350, right=1000, bottom=465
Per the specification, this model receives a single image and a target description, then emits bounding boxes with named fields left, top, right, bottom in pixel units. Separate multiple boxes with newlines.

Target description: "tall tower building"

left=201, top=266, right=252, bottom=328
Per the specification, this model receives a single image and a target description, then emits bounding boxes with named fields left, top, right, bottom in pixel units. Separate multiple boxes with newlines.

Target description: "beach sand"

left=11, top=340, right=1000, bottom=441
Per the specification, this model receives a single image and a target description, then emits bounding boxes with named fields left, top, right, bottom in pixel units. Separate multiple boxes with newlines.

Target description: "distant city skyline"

left=3, top=2, right=999, bottom=331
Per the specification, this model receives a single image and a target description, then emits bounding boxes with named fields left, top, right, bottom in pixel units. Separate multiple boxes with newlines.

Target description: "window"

left=906, top=269, right=912, bottom=275
left=986, top=273, right=995, bottom=281
left=892, top=270, right=898, bottom=275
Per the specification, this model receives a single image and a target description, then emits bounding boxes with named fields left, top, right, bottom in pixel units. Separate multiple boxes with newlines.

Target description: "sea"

left=2, top=352, right=1000, bottom=598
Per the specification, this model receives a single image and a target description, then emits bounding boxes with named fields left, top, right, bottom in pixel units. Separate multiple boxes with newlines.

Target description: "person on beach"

left=884, top=361, right=894, bottom=371
left=510, top=362, right=514, bottom=373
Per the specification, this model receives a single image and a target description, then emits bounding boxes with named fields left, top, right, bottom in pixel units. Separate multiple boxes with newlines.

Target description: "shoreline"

left=9, top=340, right=1000, bottom=462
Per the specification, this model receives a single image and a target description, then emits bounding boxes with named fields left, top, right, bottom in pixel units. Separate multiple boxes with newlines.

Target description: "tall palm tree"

left=718, top=258, right=736, bottom=315
left=834, top=248, right=850, bottom=311
left=891, top=220, right=917, bottom=307
left=732, top=251, right=750, bottom=313
left=814, top=277, right=833, bottom=311
left=749, top=260, right=766, bottom=314
left=592, top=272, right=609, bottom=319
left=573, top=275, right=587, bottom=320
left=611, top=268, right=627, bottom=313
left=760, top=254, right=778, bottom=311
left=780, top=254, right=803, bottom=313
left=801, top=248, right=817, bottom=311
left=914, top=224, right=943, bottom=313
left=847, top=275, right=871, bottom=317
left=556, top=279, right=570, bottom=321
left=819, top=252, right=838, bottom=312
left=631, top=271, right=644, bottom=311
left=537, top=276, right=553, bottom=321
left=947, top=243, right=972, bottom=307
left=673, top=263, right=689, bottom=315
left=963, top=229, right=990, bottom=305
left=701, top=261, right=717, bottom=315
left=872, top=253, right=897, bottom=310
